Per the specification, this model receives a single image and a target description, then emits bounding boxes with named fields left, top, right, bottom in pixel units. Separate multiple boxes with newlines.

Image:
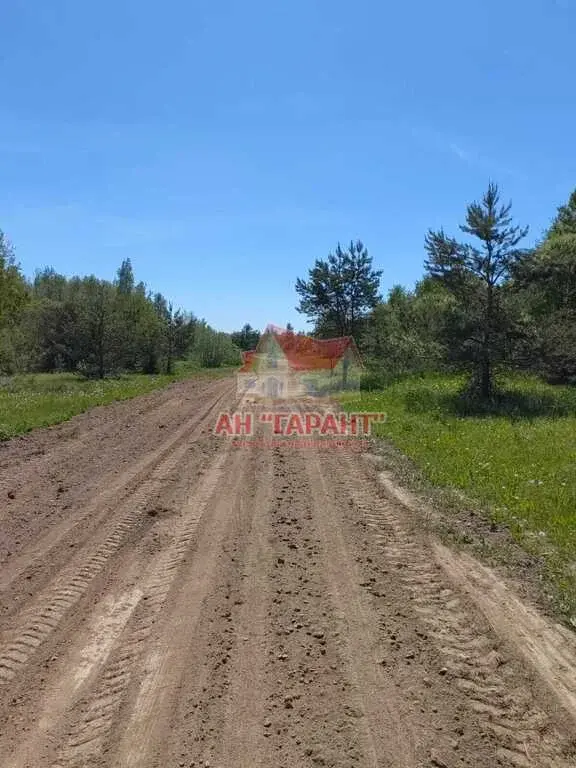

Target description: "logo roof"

left=238, top=326, right=361, bottom=373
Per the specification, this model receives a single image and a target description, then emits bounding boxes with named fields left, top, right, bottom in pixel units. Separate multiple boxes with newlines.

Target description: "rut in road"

left=0, top=377, right=232, bottom=596
left=1, top=384, right=576, bottom=768
left=52, top=446, right=237, bottom=768
left=0, top=383, right=232, bottom=688
left=163, top=443, right=518, bottom=768
left=322, top=447, right=576, bottom=768
left=0, top=380, right=233, bottom=765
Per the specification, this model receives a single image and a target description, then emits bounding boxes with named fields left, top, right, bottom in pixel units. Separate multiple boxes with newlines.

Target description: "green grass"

left=0, top=363, right=234, bottom=440
left=339, top=373, right=576, bottom=618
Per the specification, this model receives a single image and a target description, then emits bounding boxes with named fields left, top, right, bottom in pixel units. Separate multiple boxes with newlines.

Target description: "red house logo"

left=236, top=325, right=363, bottom=399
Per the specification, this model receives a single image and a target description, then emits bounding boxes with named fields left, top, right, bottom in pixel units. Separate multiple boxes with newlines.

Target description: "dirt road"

left=1, top=376, right=576, bottom=767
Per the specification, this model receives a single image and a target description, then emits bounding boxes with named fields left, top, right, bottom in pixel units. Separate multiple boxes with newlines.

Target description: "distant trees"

left=6, top=179, right=576, bottom=396
left=362, top=279, right=454, bottom=385
left=194, top=322, right=240, bottom=367
left=231, top=323, right=261, bottom=352
left=0, top=231, right=29, bottom=372
left=516, top=189, right=576, bottom=383
left=75, top=278, right=118, bottom=378
left=0, top=231, right=28, bottom=323
left=295, top=240, right=382, bottom=340
left=0, top=230, right=29, bottom=371
left=0, top=239, right=240, bottom=377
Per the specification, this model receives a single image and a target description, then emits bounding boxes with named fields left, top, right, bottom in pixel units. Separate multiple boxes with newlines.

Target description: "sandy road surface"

left=1, top=377, right=576, bottom=767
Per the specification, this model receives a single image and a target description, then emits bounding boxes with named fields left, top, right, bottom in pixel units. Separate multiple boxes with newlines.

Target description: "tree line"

left=0, top=245, right=240, bottom=377
left=4, top=181, right=574, bottom=393
left=295, top=183, right=576, bottom=397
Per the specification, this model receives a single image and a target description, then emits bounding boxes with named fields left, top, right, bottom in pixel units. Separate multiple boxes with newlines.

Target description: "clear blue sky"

left=2, top=0, right=575, bottom=333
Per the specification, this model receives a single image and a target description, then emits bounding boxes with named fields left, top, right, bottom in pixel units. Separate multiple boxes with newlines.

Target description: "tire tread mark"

left=0, top=387, right=232, bottom=687
left=338, top=451, right=574, bottom=768
left=52, top=451, right=229, bottom=767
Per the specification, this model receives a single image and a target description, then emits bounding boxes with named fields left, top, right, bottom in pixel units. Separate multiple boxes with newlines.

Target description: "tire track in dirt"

left=213, top=450, right=275, bottom=768
left=0, top=379, right=232, bottom=595
left=164, top=441, right=375, bottom=768
left=3, top=578, right=144, bottom=768
left=3, top=429, right=229, bottom=766
left=0, top=375, right=211, bottom=478
left=0, top=384, right=233, bottom=689
left=49, top=452, right=231, bottom=767
left=147, top=431, right=377, bottom=768
left=283, top=402, right=486, bottom=766
left=304, top=449, right=420, bottom=767
left=106, top=445, right=254, bottom=768
left=434, top=543, right=576, bottom=724
left=156, top=446, right=278, bottom=768
left=258, top=446, right=376, bottom=768
left=333, top=448, right=576, bottom=767
left=2, top=388, right=576, bottom=768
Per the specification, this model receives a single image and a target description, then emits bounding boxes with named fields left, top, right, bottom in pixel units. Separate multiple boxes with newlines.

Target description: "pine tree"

left=295, top=240, right=382, bottom=340
left=425, top=183, right=529, bottom=397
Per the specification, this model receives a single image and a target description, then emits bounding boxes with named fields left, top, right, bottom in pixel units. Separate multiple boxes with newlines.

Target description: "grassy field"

left=0, top=361, right=234, bottom=441
left=339, top=373, right=576, bottom=619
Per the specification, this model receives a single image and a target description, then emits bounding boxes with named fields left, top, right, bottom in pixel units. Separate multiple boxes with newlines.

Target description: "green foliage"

left=0, top=231, right=29, bottom=372
left=536, top=310, right=576, bottom=384
left=514, top=189, right=576, bottom=383
left=520, top=235, right=576, bottom=314
left=231, top=323, right=261, bottom=351
left=548, top=189, right=576, bottom=238
left=116, top=258, right=135, bottom=295
left=0, top=236, right=238, bottom=378
left=425, top=182, right=529, bottom=398
left=295, top=240, right=382, bottom=341
left=0, top=231, right=28, bottom=324
left=362, top=280, right=453, bottom=383
left=191, top=322, right=241, bottom=368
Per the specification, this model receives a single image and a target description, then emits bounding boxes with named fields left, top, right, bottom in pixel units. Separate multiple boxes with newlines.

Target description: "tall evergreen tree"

left=425, top=182, right=529, bottom=397
left=116, top=259, right=135, bottom=295
left=295, top=240, right=382, bottom=340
